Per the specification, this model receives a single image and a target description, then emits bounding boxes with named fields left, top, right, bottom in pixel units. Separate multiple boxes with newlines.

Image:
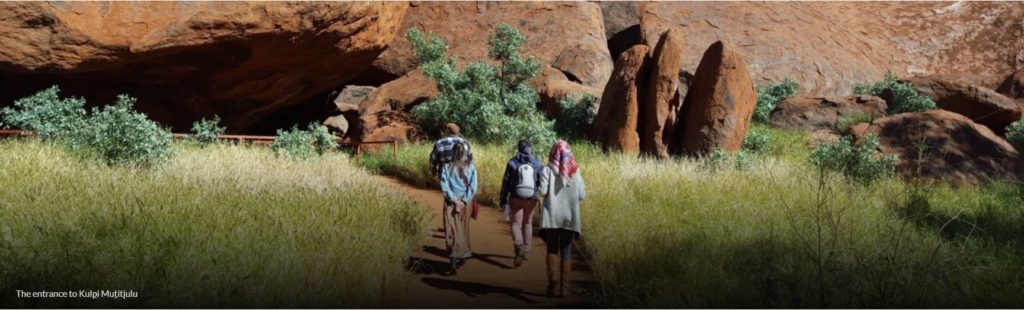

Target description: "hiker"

left=538, top=140, right=586, bottom=298
left=438, top=141, right=478, bottom=274
left=429, top=123, right=473, bottom=177
left=499, top=139, right=543, bottom=268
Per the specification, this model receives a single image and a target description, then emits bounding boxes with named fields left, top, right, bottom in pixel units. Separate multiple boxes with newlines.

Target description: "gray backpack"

left=515, top=163, right=536, bottom=198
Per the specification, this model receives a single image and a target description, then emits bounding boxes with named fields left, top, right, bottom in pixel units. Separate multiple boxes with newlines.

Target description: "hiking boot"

left=513, top=245, right=525, bottom=268
left=560, top=260, right=572, bottom=298
left=545, top=254, right=558, bottom=298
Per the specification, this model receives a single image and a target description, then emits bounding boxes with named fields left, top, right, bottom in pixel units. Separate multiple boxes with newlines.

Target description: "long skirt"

left=443, top=201, right=472, bottom=259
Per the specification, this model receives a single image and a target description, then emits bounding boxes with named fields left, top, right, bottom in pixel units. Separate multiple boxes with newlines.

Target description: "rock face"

left=0, top=2, right=407, bottom=131
left=678, top=41, right=757, bottom=156
left=769, top=95, right=887, bottom=131
left=368, top=2, right=613, bottom=88
left=591, top=45, right=650, bottom=155
left=641, top=28, right=685, bottom=158
left=998, top=69, right=1024, bottom=100
left=631, top=2, right=1024, bottom=97
left=904, top=76, right=1023, bottom=134
left=358, top=70, right=438, bottom=115
left=855, top=110, right=1020, bottom=185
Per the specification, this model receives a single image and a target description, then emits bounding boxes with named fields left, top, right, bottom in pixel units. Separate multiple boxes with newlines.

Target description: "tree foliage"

left=754, top=79, right=799, bottom=123
left=408, top=24, right=555, bottom=146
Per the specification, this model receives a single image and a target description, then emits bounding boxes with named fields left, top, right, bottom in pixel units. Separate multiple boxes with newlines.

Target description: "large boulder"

left=904, top=76, right=1023, bottom=134
left=637, top=2, right=1024, bottom=97
left=676, top=41, right=757, bottom=156
left=641, top=28, right=686, bottom=158
left=591, top=45, right=650, bottom=155
left=531, top=65, right=601, bottom=118
left=854, top=110, right=1020, bottom=185
left=354, top=110, right=422, bottom=148
left=769, top=95, right=887, bottom=131
left=0, top=2, right=407, bottom=131
left=333, top=86, right=376, bottom=114
left=323, top=115, right=350, bottom=137
left=998, top=69, right=1024, bottom=100
left=358, top=69, right=438, bottom=115
left=368, top=2, right=613, bottom=88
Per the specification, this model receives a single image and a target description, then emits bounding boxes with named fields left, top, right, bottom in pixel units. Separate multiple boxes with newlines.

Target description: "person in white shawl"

left=537, top=140, right=586, bottom=298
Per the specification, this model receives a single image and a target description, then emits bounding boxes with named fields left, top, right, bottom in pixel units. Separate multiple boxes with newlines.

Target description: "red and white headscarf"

left=548, top=140, right=579, bottom=184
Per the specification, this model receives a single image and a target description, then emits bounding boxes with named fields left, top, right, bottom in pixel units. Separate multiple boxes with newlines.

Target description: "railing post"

left=355, top=144, right=362, bottom=165
left=392, top=141, right=398, bottom=162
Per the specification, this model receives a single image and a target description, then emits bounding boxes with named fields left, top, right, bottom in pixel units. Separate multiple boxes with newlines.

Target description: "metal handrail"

left=2, top=130, right=399, bottom=162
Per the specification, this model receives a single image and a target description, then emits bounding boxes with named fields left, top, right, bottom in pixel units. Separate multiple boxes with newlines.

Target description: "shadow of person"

left=406, top=256, right=452, bottom=276
left=424, top=246, right=515, bottom=269
left=420, top=277, right=544, bottom=304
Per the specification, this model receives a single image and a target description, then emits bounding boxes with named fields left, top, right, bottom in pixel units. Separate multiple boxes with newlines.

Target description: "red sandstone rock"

left=591, top=45, right=650, bottom=155
left=677, top=41, right=757, bottom=156
left=769, top=95, right=887, bottom=131
left=640, top=28, right=686, bottom=158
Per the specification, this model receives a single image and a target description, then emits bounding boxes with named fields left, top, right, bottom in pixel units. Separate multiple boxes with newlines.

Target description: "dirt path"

left=378, top=176, right=589, bottom=308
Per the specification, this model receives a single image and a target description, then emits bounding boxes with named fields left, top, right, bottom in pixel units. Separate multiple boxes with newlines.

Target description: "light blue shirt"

left=440, top=163, right=478, bottom=203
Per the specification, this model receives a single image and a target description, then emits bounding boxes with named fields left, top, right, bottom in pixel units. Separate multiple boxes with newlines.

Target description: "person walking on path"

left=538, top=140, right=586, bottom=298
left=499, top=139, right=543, bottom=268
left=438, top=141, right=478, bottom=274
left=429, top=123, right=473, bottom=177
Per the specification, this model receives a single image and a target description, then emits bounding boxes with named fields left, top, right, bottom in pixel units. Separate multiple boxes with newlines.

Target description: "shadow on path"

left=420, top=277, right=544, bottom=304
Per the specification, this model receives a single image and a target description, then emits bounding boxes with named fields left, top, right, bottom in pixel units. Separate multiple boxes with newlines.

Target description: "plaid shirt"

left=429, top=136, right=473, bottom=174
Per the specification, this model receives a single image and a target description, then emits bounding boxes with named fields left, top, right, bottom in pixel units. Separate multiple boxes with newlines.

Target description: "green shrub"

left=308, top=123, right=339, bottom=155
left=853, top=71, right=936, bottom=115
left=0, top=86, right=86, bottom=140
left=271, top=123, right=337, bottom=159
left=1006, top=118, right=1024, bottom=152
left=272, top=126, right=315, bottom=159
left=809, top=134, right=897, bottom=183
left=408, top=24, right=555, bottom=146
left=74, top=95, right=172, bottom=166
left=555, top=93, right=597, bottom=139
left=754, top=78, right=799, bottom=122
left=190, top=116, right=226, bottom=145
left=2, top=87, right=172, bottom=166
left=742, top=126, right=770, bottom=154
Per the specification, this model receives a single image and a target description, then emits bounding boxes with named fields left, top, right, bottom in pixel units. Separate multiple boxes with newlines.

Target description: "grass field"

left=0, top=139, right=428, bottom=308
left=361, top=126, right=1024, bottom=308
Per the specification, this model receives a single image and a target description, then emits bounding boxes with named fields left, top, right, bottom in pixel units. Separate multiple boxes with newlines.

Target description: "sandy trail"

left=378, top=176, right=588, bottom=308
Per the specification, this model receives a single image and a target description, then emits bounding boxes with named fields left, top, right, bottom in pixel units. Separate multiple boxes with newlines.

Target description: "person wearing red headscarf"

left=537, top=140, right=586, bottom=298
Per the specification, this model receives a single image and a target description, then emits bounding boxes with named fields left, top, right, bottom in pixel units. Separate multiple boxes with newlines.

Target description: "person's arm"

left=499, top=160, right=513, bottom=207
left=576, top=171, right=586, bottom=202
left=466, top=165, right=479, bottom=202
left=439, top=166, right=454, bottom=202
left=538, top=165, right=551, bottom=196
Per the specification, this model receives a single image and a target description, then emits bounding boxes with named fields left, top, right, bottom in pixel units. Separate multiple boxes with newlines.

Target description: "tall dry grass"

left=0, top=140, right=428, bottom=308
left=361, top=129, right=1024, bottom=307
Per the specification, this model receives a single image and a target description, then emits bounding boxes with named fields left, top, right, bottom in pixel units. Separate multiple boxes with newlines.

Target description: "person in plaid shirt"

left=429, top=123, right=474, bottom=176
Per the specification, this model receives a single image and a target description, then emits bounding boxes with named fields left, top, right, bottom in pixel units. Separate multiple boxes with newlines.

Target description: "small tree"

left=190, top=116, right=226, bottom=145
left=754, top=79, right=799, bottom=123
left=408, top=24, right=556, bottom=146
